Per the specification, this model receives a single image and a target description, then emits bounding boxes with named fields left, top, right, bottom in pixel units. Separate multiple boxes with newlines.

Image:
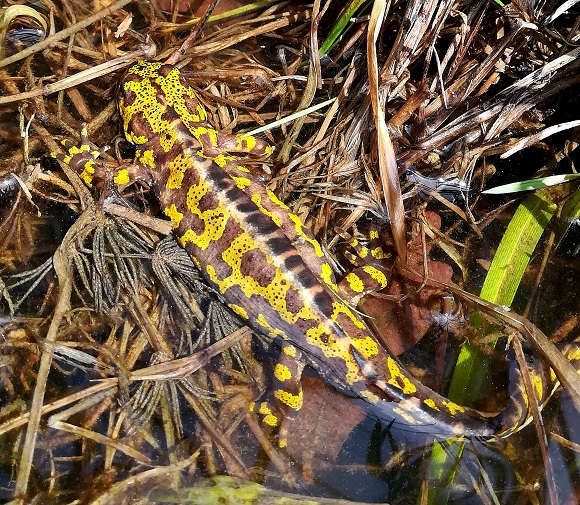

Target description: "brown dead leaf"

left=285, top=377, right=365, bottom=462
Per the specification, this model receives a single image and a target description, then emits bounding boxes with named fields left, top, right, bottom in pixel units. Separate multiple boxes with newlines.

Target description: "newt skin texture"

left=57, top=60, right=563, bottom=442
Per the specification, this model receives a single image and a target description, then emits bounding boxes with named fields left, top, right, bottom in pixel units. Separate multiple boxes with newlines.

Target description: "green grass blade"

left=482, top=173, right=580, bottom=194
left=319, top=0, right=370, bottom=57
left=446, top=191, right=556, bottom=403
left=208, top=0, right=280, bottom=24
left=447, top=191, right=556, bottom=403
left=244, top=98, right=336, bottom=137
left=479, top=191, right=557, bottom=304
left=425, top=191, right=557, bottom=505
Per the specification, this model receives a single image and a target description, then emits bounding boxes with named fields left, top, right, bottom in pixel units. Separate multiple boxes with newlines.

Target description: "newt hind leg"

left=335, top=227, right=391, bottom=306
left=251, top=342, right=305, bottom=448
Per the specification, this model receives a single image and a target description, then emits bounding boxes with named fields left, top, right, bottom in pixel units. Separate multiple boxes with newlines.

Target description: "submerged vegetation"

left=0, top=0, right=579, bottom=503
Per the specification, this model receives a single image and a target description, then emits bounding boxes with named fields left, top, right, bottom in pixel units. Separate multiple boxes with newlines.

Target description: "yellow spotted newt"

left=53, top=60, right=577, bottom=444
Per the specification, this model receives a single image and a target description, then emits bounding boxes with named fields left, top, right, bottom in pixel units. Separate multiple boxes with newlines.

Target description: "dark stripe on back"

left=224, top=187, right=241, bottom=202
left=209, top=169, right=232, bottom=192
left=313, top=291, right=333, bottom=313
left=267, top=237, right=291, bottom=255
left=245, top=211, right=279, bottom=234
left=294, top=267, right=318, bottom=289
left=284, top=255, right=303, bottom=270
left=236, top=200, right=256, bottom=214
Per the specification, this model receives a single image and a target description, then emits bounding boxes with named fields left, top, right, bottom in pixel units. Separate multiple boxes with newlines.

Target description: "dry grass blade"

left=501, top=119, right=580, bottom=158
left=277, top=48, right=318, bottom=161
left=165, top=0, right=220, bottom=65
left=47, top=389, right=153, bottom=465
left=551, top=432, right=580, bottom=453
left=128, top=328, right=251, bottom=380
left=186, top=11, right=311, bottom=59
left=86, top=449, right=202, bottom=505
left=367, top=0, right=407, bottom=265
left=512, top=337, right=558, bottom=505
left=13, top=171, right=97, bottom=501
left=0, top=381, right=118, bottom=437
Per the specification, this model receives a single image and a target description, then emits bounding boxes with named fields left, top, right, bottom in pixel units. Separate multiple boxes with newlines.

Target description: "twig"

left=13, top=203, right=97, bottom=501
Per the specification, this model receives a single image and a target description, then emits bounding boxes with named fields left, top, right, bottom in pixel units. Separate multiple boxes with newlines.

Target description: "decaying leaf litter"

left=0, top=0, right=580, bottom=503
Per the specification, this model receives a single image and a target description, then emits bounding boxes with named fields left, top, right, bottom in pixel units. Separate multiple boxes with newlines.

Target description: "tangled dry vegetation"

left=0, top=0, right=579, bottom=503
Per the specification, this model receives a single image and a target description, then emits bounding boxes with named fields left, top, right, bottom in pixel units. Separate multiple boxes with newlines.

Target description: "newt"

left=54, top=60, right=576, bottom=445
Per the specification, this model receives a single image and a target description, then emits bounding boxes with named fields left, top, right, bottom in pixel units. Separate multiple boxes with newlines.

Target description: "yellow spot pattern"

left=232, top=176, right=252, bottom=190
left=212, top=153, right=235, bottom=167
left=256, top=314, right=285, bottom=338
left=128, top=60, right=162, bottom=77
left=258, top=402, right=279, bottom=427
left=305, top=324, right=362, bottom=386
left=302, top=300, right=381, bottom=385
left=532, top=374, right=544, bottom=401
left=423, top=398, right=440, bottom=411
left=251, top=194, right=282, bottom=227
left=386, top=356, right=417, bottom=395
left=345, top=273, right=364, bottom=293
left=179, top=180, right=230, bottom=250
left=393, top=406, right=419, bottom=424
left=191, top=126, right=219, bottom=149
left=167, top=152, right=194, bottom=189
left=79, top=160, right=95, bottom=187
left=331, top=301, right=366, bottom=331
left=274, top=363, right=292, bottom=382
left=258, top=402, right=272, bottom=415
left=362, top=265, right=388, bottom=288
left=274, top=389, right=303, bottom=411
left=360, top=390, right=379, bottom=404
left=154, top=66, right=207, bottom=124
left=320, top=263, right=337, bottom=291
left=236, top=134, right=256, bottom=151
left=441, top=400, right=465, bottom=415
left=228, top=304, right=248, bottom=319
left=121, top=78, right=178, bottom=153
left=114, top=169, right=130, bottom=185
left=164, top=204, right=184, bottom=228
left=372, top=246, right=389, bottom=260
left=206, top=231, right=318, bottom=324
left=288, top=213, right=324, bottom=257
left=351, top=335, right=379, bottom=359
left=138, top=149, right=155, bottom=168
left=265, top=189, right=289, bottom=211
